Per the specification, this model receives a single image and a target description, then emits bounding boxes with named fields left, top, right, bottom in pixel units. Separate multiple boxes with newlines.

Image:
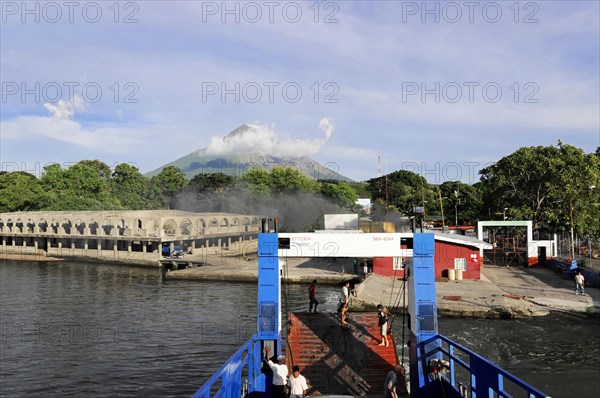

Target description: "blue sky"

left=1, top=0, right=599, bottom=184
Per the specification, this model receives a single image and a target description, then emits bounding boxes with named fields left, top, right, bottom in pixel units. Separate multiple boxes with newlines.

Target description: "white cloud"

left=205, top=119, right=334, bottom=157
left=42, top=96, right=86, bottom=120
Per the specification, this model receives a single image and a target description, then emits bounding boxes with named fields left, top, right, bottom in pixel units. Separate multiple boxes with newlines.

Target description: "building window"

left=454, top=258, right=467, bottom=271
left=393, top=257, right=405, bottom=270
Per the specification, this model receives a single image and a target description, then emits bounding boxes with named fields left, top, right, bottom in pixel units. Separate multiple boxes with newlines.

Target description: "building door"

left=538, top=246, right=547, bottom=266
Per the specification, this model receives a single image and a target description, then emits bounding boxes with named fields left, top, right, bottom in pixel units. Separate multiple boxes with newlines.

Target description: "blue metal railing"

left=418, top=334, right=550, bottom=398
left=193, top=335, right=262, bottom=398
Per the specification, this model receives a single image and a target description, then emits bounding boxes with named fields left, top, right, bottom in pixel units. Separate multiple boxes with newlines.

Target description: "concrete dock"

left=168, top=256, right=599, bottom=318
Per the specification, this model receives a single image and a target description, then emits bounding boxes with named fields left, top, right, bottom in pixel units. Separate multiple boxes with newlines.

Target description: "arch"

left=74, top=218, right=85, bottom=235
left=0, top=218, right=4, bottom=233
left=50, top=218, right=59, bottom=234
left=180, top=218, right=193, bottom=235
left=118, top=218, right=126, bottom=235
left=220, top=218, right=229, bottom=228
left=61, top=218, right=72, bottom=234
left=25, top=218, right=35, bottom=233
left=102, top=218, right=115, bottom=236
left=6, top=218, right=14, bottom=233
left=163, top=219, right=177, bottom=235
left=15, top=218, right=25, bottom=233
left=231, top=217, right=240, bottom=226
left=38, top=218, right=48, bottom=233
left=88, top=219, right=99, bottom=235
left=196, top=218, right=207, bottom=234
left=210, top=218, right=219, bottom=227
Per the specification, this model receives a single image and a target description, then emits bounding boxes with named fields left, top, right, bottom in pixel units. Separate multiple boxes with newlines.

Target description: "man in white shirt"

left=575, top=271, right=585, bottom=295
left=265, top=346, right=288, bottom=398
left=287, top=365, right=309, bottom=398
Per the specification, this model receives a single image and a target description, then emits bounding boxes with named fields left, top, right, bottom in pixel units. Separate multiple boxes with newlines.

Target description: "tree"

left=175, top=172, right=239, bottom=212
left=321, top=181, right=359, bottom=210
left=269, top=166, right=319, bottom=194
left=241, top=167, right=273, bottom=200
left=367, top=170, right=435, bottom=216
left=0, top=172, right=45, bottom=212
left=438, top=181, right=483, bottom=226
left=479, top=142, right=600, bottom=234
left=188, top=172, right=236, bottom=193
left=39, top=162, right=118, bottom=210
left=111, top=163, right=149, bottom=209
left=148, top=166, right=188, bottom=209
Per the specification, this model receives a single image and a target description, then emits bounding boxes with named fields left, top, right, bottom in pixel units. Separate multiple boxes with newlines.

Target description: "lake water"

left=1, top=260, right=598, bottom=397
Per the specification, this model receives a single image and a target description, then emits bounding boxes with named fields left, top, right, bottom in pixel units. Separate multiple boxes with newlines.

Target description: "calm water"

left=1, top=260, right=599, bottom=398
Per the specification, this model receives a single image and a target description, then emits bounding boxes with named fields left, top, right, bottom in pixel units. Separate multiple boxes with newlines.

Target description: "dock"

left=286, top=312, right=401, bottom=397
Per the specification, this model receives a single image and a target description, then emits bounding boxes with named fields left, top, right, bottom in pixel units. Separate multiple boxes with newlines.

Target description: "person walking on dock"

left=308, top=280, right=319, bottom=313
left=575, top=271, right=585, bottom=295
left=383, top=364, right=406, bottom=398
left=287, top=365, right=309, bottom=398
left=338, top=281, right=350, bottom=328
left=377, top=305, right=389, bottom=347
left=264, top=346, right=288, bottom=398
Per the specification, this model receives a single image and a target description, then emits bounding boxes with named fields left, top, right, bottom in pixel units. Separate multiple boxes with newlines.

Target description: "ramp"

left=286, top=312, right=398, bottom=397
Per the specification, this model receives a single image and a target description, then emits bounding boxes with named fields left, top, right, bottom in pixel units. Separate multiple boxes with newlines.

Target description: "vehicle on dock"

left=170, top=247, right=185, bottom=259
left=162, top=245, right=185, bottom=259
left=193, top=227, right=551, bottom=398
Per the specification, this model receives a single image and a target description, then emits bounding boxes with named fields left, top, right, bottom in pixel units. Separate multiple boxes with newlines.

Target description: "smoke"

left=319, top=117, right=334, bottom=140
left=172, top=184, right=347, bottom=232
left=205, top=118, right=334, bottom=157
left=43, top=96, right=86, bottom=120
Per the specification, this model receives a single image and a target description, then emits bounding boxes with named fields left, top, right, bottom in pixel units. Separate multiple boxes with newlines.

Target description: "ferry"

left=193, top=222, right=551, bottom=397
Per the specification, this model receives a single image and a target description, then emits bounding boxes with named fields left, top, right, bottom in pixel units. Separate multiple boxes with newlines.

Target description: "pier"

left=0, top=210, right=261, bottom=266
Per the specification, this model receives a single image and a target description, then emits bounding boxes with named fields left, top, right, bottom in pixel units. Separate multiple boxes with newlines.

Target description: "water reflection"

left=1, top=260, right=598, bottom=398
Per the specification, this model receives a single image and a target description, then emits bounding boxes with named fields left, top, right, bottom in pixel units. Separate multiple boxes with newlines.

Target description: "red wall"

left=372, top=241, right=482, bottom=280
left=373, top=257, right=405, bottom=278
left=435, top=241, right=481, bottom=279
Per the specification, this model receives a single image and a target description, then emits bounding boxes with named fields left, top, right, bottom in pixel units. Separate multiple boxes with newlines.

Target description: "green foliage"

left=0, top=172, right=45, bottom=212
left=0, top=143, right=596, bottom=239
left=111, top=163, right=149, bottom=209
left=479, top=142, right=600, bottom=234
left=320, top=181, right=359, bottom=210
left=148, top=166, right=188, bottom=208
left=188, top=172, right=236, bottom=193
left=40, top=162, right=119, bottom=210
left=367, top=170, right=434, bottom=216
left=269, top=166, right=320, bottom=194
left=438, top=181, right=483, bottom=226
left=241, top=167, right=272, bottom=199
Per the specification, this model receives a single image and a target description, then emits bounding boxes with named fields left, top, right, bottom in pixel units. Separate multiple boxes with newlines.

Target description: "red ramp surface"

left=286, top=312, right=398, bottom=396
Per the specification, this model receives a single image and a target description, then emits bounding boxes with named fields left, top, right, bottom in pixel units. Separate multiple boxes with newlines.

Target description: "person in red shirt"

left=308, top=280, right=319, bottom=313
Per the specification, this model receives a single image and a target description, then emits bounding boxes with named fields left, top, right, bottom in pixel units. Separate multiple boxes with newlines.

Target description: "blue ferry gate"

left=193, top=231, right=551, bottom=398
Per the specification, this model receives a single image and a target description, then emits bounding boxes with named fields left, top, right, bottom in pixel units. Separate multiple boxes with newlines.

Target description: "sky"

left=1, top=0, right=599, bottom=184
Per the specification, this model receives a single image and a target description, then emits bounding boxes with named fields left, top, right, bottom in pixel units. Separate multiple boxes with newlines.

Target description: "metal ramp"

left=286, top=312, right=399, bottom=397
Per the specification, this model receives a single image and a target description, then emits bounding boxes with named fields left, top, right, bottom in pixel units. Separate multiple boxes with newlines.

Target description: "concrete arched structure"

left=0, top=210, right=262, bottom=263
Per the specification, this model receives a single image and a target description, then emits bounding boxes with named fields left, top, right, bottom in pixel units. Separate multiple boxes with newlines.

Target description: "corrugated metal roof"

left=431, top=231, right=493, bottom=249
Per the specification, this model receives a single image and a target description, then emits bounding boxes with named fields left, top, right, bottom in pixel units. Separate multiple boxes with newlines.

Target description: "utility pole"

left=438, top=189, right=445, bottom=227
left=570, top=197, right=575, bottom=260
left=454, top=190, right=459, bottom=226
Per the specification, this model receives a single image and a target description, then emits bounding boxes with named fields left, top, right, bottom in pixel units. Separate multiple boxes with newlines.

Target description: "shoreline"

left=2, top=252, right=597, bottom=319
